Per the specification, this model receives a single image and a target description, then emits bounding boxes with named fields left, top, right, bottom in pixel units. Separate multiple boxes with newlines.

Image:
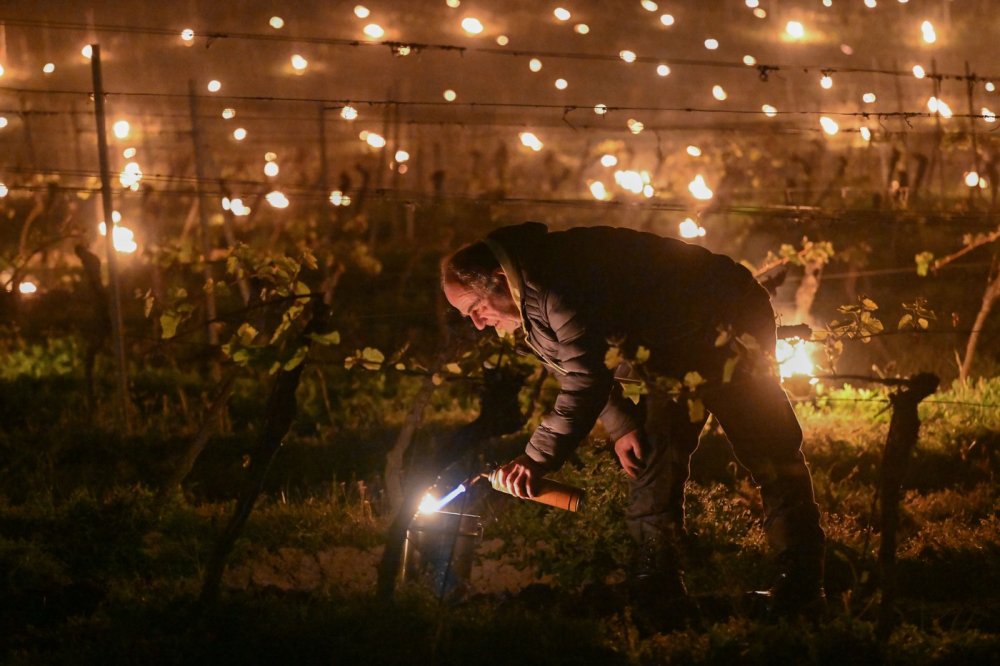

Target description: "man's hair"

left=440, top=241, right=503, bottom=294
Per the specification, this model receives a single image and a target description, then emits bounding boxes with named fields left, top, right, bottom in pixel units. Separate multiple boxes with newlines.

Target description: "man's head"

left=441, top=242, right=521, bottom=334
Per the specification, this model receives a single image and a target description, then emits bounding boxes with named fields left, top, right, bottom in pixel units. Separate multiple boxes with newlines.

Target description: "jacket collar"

left=482, top=237, right=527, bottom=334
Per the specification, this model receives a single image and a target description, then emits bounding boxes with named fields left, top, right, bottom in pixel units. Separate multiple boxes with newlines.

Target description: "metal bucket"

left=401, top=511, right=482, bottom=599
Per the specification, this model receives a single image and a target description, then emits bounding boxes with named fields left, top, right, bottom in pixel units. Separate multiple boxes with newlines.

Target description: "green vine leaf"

left=283, top=345, right=308, bottom=371
left=307, top=330, right=341, bottom=346
left=915, top=251, right=935, bottom=277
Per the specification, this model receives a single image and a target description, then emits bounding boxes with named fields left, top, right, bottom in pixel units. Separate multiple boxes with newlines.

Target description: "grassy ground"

left=1, top=375, right=999, bottom=664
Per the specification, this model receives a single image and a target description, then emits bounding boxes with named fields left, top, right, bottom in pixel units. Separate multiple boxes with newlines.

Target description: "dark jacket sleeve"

left=599, top=367, right=642, bottom=442
left=524, top=288, right=616, bottom=470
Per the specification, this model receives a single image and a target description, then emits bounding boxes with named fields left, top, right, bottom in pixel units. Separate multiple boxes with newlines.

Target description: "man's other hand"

left=496, top=454, right=543, bottom=499
left=614, top=430, right=646, bottom=479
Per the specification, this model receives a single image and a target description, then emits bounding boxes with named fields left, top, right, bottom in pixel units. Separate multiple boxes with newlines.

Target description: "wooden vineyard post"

left=876, top=372, right=940, bottom=640
left=187, top=80, right=219, bottom=345
left=89, top=44, right=131, bottom=432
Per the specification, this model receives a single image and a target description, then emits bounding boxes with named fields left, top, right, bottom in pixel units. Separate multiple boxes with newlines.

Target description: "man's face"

left=443, top=272, right=521, bottom=335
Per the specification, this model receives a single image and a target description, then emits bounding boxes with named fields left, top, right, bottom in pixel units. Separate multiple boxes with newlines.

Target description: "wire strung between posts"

left=2, top=17, right=998, bottom=83
left=1, top=85, right=996, bottom=122
left=2, top=183, right=999, bottom=232
left=1, top=104, right=948, bottom=136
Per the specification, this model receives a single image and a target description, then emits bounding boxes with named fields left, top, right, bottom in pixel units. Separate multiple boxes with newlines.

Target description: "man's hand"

left=614, top=429, right=646, bottom=479
left=495, top=453, right=543, bottom=499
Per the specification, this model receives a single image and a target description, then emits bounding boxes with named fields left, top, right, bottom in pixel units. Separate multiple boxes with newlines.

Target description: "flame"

left=418, top=483, right=467, bottom=514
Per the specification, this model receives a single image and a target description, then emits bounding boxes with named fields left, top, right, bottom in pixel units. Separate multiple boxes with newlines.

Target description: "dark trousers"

left=625, top=285, right=825, bottom=569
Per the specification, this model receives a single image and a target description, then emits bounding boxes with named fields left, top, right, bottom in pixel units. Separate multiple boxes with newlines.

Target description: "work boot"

left=747, top=550, right=826, bottom=621
left=628, top=537, right=698, bottom=634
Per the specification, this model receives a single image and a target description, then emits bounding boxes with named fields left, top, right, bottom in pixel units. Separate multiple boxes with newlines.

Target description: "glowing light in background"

left=329, top=190, right=352, bottom=206
left=776, top=339, right=817, bottom=379
left=291, top=54, right=308, bottom=71
left=785, top=21, right=805, bottom=40
left=862, top=92, right=877, bottom=103
left=820, top=75, right=833, bottom=89
left=0, top=183, right=8, bottom=197
left=0, top=117, right=8, bottom=129
left=222, top=108, right=236, bottom=119
left=686, top=145, right=702, bottom=157
left=753, top=8, right=767, bottom=19
left=860, top=127, right=872, bottom=141
left=743, top=55, right=756, bottom=66
left=443, top=89, right=457, bottom=101
left=964, top=171, right=980, bottom=187
left=656, top=64, right=671, bottom=76
left=865, top=0, right=877, bottom=8
left=641, top=0, right=658, bottom=11
left=762, top=104, right=778, bottom=117
left=519, top=132, right=543, bottom=151
left=496, top=35, right=509, bottom=45
left=365, top=132, right=386, bottom=148
left=363, top=24, right=385, bottom=39
left=615, top=170, right=644, bottom=194
left=679, top=217, right=706, bottom=238
left=98, top=221, right=138, bottom=253
left=927, top=97, right=953, bottom=118
left=269, top=16, right=284, bottom=29
left=704, top=38, right=719, bottom=50
left=921, top=20, right=936, bottom=44
left=81, top=45, right=93, bottom=59
left=529, top=58, right=542, bottom=72
left=912, top=65, right=926, bottom=79
left=264, top=161, right=279, bottom=177
left=207, top=80, right=221, bottom=92
left=982, top=107, right=997, bottom=123
left=446, top=0, right=461, bottom=6
left=619, top=50, right=637, bottom=63
left=574, top=24, right=589, bottom=34
left=627, top=118, right=644, bottom=134
left=395, top=150, right=410, bottom=162
left=553, top=7, right=571, bottom=21
left=112, top=120, right=130, bottom=139
left=341, top=105, right=358, bottom=120
left=986, top=82, right=996, bottom=92
left=19, top=281, right=37, bottom=295
left=820, top=116, right=840, bottom=135
left=124, top=147, right=136, bottom=159
left=589, top=181, right=609, bottom=200
left=600, top=154, right=618, bottom=167
left=354, top=5, right=370, bottom=18
left=233, top=127, right=247, bottom=140
left=554, top=78, right=568, bottom=90
left=43, top=63, right=55, bottom=74
left=266, top=191, right=289, bottom=208
left=688, top=175, right=713, bottom=200
left=461, top=17, right=484, bottom=34
left=594, top=104, right=607, bottom=115
left=659, top=14, right=675, bottom=26
left=712, top=85, right=727, bottom=101
left=119, top=161, right=142, bottom=190
left=181, top=28, right=195, bottom=41
left=230, top=198, right=251, bottom=216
